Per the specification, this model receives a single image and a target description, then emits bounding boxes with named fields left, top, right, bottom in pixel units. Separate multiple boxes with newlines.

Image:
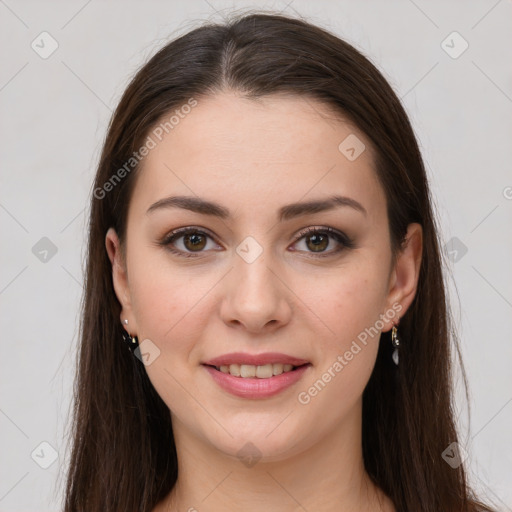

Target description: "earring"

left=122, top=320, right=139, bottom=353
left=391, top=322, right=400, bottom=366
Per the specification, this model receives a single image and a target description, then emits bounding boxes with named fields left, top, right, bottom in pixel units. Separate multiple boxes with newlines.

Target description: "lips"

left=202, top=352, right=310, bottom=367
left=201, top=352, right=312, bottom=399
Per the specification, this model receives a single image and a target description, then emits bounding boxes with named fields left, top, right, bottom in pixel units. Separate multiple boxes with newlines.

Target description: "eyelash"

left=158, top=226, right=355, bottom=259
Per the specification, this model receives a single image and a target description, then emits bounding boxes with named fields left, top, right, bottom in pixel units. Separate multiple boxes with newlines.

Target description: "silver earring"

left=391, top=323, right=400, bottom=366
left=121, top=319, right=138, bottom=353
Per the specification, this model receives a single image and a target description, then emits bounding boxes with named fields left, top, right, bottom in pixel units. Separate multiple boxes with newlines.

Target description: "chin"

left=202, top=420, right=310, bottom=465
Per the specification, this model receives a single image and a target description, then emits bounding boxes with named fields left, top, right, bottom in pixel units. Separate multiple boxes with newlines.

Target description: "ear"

left=105, top=227, right=137, bottom=333
left=382, top=223, right=423, bottom=331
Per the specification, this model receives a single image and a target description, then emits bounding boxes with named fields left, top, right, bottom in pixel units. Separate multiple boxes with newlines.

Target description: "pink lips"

left=202, top=352, right=310, bottom=367
left=201, top=352, right=311, bottom=399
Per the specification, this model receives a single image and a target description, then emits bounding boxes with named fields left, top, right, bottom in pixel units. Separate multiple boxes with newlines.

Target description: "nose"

left=219, top=251, right=293, bottom=334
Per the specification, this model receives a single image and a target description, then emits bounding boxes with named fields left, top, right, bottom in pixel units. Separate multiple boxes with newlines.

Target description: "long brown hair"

left=62, top=11, right=497, bottom=512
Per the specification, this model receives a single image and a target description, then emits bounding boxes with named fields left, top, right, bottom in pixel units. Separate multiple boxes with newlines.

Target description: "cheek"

left=296, top=258, right=388, bottom=388
left=126, top=249, right=232, bottom=406
left=127, top=260, right=216, bottom=418
left=129, top=263, right=215, bottom=346
left=301, top=257, right=389, bottom=348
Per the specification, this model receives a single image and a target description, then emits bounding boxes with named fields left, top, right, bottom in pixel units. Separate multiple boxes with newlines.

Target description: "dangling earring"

left=391, top=321, right=400, bottom=366
left=122, top=319, right=139, bottom=353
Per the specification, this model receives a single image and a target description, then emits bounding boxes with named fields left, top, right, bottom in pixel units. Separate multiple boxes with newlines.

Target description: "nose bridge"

left=241, top=257, right=272, bottom=287
left=233, top=237, right=279, bottom=305
left=220, top=235, right=291, bottom=331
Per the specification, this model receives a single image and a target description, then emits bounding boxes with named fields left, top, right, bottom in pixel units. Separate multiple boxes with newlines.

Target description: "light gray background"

left=1, top=1, right=511, bottom=510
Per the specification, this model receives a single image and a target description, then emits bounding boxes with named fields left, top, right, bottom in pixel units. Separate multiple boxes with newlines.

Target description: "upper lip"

left=202, top=352, right=310, bottom=367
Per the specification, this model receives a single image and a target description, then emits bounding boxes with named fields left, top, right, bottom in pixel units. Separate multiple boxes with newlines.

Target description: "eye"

left=291, top=226, right=354, bottom=257
left=158, top=225, right=354, bottom=259
left=159, top=227, right=220, bottom=258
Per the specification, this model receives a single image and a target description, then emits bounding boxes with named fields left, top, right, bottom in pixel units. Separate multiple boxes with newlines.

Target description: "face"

left=106, top=91, right=422, bottom=462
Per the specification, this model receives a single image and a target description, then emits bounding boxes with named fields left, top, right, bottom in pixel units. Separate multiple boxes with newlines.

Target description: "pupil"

left=308, top=234, right=327, bottom=252
left=185, top=233, right=205, bottom=251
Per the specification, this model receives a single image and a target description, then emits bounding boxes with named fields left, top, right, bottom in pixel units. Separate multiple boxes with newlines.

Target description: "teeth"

left=273, top=363, right=284, bottom=375
left=240, top=364, right=256, bottom=378
left=227, top=364, right=240, bottom=376
left=217, top=363, right=298, bottom=378
left=256, top=364, right=273, bottom=378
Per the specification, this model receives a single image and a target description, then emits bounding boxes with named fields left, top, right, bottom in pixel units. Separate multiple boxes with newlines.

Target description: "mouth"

left=203, top=362, right=311, bottom=379
left=201, top=352, right=312, bottom=398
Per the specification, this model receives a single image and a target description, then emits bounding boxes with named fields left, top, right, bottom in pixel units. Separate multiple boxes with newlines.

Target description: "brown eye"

left=292, top=226, right=354, bottom=257
left=183, top=232, right=207, bottom=251
left=305, top=232, right=329, bottom=252
left=159, top=227, right=219, bottom=258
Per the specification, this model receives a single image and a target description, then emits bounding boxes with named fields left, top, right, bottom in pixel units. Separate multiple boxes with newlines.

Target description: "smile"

left=202, top=362, right=312, bottom=399
left=214, top=363, right=298, bottom=378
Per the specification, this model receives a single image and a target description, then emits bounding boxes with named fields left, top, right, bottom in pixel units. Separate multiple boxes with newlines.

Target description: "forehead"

left=129, top=91, right=386, bottom=223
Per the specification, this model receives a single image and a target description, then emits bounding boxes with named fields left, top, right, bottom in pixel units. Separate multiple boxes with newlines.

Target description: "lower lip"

left=202, top=364, right=311, bottom=399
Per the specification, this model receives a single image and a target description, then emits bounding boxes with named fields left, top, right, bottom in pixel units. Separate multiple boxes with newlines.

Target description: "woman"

left=63, top=11, right=497, bottom=512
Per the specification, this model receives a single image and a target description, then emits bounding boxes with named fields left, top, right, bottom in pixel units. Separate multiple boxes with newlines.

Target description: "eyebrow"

left=146, top=194, right=367, bottom=221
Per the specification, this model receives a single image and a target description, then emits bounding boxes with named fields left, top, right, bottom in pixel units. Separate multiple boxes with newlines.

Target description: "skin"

left=106, top=91, right=422, bottom=511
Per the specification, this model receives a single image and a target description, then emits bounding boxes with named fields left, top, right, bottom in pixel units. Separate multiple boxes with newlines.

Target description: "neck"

left=156, top=399, right=394, bottom=512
